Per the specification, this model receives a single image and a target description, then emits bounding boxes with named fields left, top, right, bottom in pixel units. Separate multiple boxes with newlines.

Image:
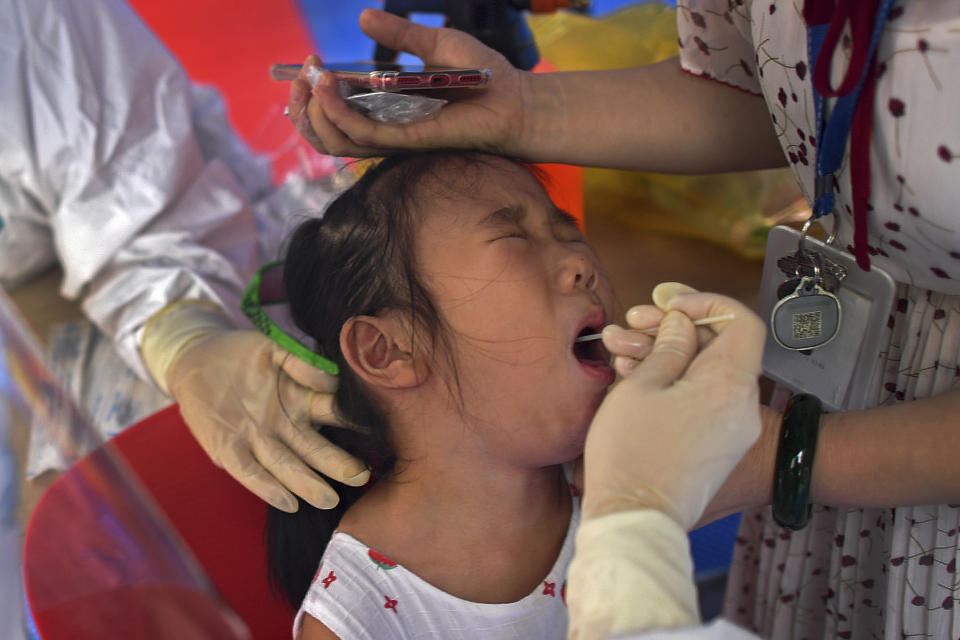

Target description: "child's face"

left=414, top=158, right=615, bottom=467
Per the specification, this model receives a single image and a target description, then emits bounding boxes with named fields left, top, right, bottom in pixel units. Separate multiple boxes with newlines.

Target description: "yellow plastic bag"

left=528, top=4, right=808, bottom=259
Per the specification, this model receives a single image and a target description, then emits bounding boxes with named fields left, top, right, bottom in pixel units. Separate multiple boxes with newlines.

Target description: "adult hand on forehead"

left=583, top=287, right=766, bottom=530
left=287, top=9, right=529, bottom=158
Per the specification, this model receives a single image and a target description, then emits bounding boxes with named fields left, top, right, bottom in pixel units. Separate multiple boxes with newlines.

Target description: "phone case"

left=270, top=63, right=491, bottom=91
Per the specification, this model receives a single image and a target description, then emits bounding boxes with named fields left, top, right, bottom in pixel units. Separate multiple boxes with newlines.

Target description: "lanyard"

left=804, top=0, right=894, bottom=271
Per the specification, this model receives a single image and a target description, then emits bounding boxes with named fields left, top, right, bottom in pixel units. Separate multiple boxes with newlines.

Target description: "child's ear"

left=339, top=314, right=427, bottom=389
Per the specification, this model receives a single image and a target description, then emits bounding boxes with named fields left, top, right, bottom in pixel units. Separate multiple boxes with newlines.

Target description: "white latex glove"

left=601, top=282, right=706, bottom=378
left=141, top=301, right=369, bottom=512
left=567, top=287, right=766, bottom=640
left=582, top=286, right=765, bottom=529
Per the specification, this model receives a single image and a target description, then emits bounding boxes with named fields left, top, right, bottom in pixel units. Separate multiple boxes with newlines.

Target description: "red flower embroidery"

left=384, top=595, right=399, bottom=614
left=543, top=581, right=556, bottom=597
left=321, top=571, right=337, bottom=589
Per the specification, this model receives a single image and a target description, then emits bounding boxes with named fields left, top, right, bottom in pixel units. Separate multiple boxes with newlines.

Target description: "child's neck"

left=337, top=417, right=574, bottom=604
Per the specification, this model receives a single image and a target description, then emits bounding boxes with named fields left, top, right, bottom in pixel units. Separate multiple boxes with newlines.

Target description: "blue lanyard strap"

left=806, top=0, right=895, bottom=219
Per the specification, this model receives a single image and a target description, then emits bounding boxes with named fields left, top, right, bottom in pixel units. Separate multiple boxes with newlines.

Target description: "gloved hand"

left=141, top=301, right=369, bottom=512
left=287, top=9, right=529, bottom=158
left=582, top=285, right=765, bottom=530
left=600, top=282, right=703, bottom=378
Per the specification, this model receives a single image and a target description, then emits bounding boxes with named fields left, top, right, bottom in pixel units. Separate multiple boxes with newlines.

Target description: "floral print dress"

left=678, top=2, right=960, bottom=638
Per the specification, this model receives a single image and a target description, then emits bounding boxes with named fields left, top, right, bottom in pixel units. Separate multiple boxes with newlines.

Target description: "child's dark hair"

left=266, top=150, right=522, bottom=609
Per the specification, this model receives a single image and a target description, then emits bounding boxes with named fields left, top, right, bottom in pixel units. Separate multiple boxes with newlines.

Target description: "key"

left=777, top=251, right=846, bottom=292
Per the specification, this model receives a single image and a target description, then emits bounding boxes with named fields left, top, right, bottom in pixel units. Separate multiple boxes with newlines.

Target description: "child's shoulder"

left=317, top=531, right=406, bottom=589
left=299, top=523, right=574, bottom=639
left=296, top=532, right=411, bottom=639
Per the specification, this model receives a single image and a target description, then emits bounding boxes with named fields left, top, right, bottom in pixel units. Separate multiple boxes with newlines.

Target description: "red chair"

left=24, top=405, right=294, bottom=639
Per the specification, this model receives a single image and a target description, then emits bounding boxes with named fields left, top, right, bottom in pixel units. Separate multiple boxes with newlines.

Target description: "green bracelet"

left=772, top=393, right=823, bottom=530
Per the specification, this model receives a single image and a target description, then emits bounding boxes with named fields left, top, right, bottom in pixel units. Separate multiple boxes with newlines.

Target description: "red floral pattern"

left=679, top=1, right=960, bottom=295
left=678, top=2, right=960, bottom=638
left=294, top=493, right=580, bottom=638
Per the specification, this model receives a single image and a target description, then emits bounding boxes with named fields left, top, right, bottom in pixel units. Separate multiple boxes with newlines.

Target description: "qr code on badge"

left=792, top=311, right=822, bottom=339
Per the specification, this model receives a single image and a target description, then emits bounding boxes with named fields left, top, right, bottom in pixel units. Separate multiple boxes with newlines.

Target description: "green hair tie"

left=241, top=261, right=339, bottom=376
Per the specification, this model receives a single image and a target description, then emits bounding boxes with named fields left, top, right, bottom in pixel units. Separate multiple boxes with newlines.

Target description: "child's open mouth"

left=572, top=326, right=611, bottom=367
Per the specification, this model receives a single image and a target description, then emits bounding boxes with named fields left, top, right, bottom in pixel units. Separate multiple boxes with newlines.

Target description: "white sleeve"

left=608, top=619, right=761, bottom=640
left=0, top=0, right=271, bottom=382
left=566, top=510, right=700, bottom=640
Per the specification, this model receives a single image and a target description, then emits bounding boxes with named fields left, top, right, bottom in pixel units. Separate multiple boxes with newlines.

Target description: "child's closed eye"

left=491, top=228, right=528, bottom=242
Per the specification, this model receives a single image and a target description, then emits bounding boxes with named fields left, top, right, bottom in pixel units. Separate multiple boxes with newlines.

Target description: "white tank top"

left=293, top=492, right=580, bottom=639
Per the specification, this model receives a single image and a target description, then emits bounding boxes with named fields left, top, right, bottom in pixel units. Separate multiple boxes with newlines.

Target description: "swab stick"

left=575, top=313, right=736, bottom=342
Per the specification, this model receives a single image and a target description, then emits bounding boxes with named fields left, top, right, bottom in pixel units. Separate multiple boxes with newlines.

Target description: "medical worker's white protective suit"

left=0, top=0, right=280, bottom=383
left=0, top=0, right=339, bottom=484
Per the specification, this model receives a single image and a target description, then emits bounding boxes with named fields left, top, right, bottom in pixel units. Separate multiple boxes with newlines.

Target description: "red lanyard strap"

left=804, top=0, right=893, bottom=271
left=808, top=0, right=881, bottom=98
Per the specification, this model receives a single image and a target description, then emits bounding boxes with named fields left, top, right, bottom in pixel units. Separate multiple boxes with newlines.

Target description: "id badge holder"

left=757, top=226, right=896, bottom=412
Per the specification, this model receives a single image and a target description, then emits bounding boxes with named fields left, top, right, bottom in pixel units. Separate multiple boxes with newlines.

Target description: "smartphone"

left=270, top=61, right=492, bottom=91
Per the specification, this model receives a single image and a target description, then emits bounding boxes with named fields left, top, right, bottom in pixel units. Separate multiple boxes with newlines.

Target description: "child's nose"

left=575, top=262, right=598, bottom=291
left=559, top=252, right=599, bottom=293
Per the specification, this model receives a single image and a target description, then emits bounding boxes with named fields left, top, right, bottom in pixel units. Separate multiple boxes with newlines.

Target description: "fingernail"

left=603, top=323, right=651, bottom=349
left=603, top=325, right=653, bottom=355
left=615, top=356, right=639, bottom=377
left=625, top=306, right=645, bottom=324
left=277, top=496, right=298, bottom=513
left=651, top=282, right=698, bottom=310
left=305, top=66, right=324, bottom=89
left=310, top=68, right=336, bottom=91
left=345, top=468, right=371, bottom=486
left=600, top=324, right=623, bottom=338
left=601, top=324, right=627, bottom=345
left=319, top=491, right=340, bottom=509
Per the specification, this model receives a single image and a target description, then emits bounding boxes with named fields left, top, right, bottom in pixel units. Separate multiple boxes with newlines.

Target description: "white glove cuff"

left=567, top=510, right=699, bottom=640
left=140, top=300, right=236, bottom=395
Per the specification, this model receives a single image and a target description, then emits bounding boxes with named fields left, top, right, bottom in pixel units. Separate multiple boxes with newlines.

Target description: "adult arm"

left=289, top=10, right=786, bottom=174
left=613, top=294, right=960, bottom=520
left=0, top=0, right=267, bottom=380
left=705, top=388, right=960, bottom=521
left=1, top=0, right=366, bottom=511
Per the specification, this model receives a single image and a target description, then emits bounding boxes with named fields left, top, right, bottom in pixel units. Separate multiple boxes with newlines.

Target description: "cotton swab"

left=574, top=313, right=736, bottom=343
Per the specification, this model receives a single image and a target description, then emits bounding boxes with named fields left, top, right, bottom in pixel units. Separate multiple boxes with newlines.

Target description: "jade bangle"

left=772, top=393, right=823, bottom=530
